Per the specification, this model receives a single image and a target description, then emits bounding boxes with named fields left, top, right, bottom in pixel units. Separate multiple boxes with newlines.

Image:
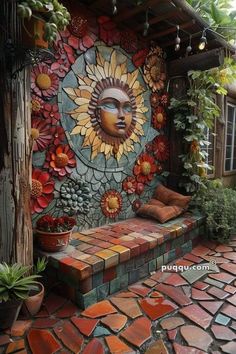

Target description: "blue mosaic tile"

left=215, top=314, right=230, bottom=325
left=110, top=277, right=121, bottom=294
left=128, top=269, right=140, bottom=284
left=120, top=273, right=129, bottom=289
left=139, top=263, right=149, bottom=278
left=92, top=272, right=103, bottom=288
left=96, top=283, right=109, bottom=301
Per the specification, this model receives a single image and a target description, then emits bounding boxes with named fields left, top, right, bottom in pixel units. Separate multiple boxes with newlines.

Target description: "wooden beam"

left=134, top=9, right=181, bottom=31
left=167, top=48, right=225, bottom=76
left=113, top=0, right=162, bottom=23
left=147, top=20, right=195, bottom=41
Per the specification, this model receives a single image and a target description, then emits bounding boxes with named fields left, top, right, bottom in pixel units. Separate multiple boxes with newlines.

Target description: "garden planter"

left=23, top=281, right=44, bottom=316
left=23, top=18, right=48, bottom=49
left=0, top=299, right=22, bottom=330
left=36, top=229, right=72, bottom=252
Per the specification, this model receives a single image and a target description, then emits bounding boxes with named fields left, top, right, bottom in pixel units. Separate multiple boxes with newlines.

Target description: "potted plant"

left=36, top=214, right=76, bottom=252
left=23, top=257, right=47, bottom=316
left=0, top=263, right=40, bottom=329
left=196, top=180, right=236, bottom=243
left=17, top=0, right=70, bottom=47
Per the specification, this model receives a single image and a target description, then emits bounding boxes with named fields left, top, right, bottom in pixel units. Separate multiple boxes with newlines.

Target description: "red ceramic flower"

left=132, top=199, right=142, bottom=211
left=120, top=30, right=138, bottom=53
left=150, top=93, right=161, bottom=108
left=51, top=37, right=75, bottom=78
left=31, top=118, right=52, bottom=152
left=122, top=176, right=137, bottom=194
left=133, top=153, right=157, bottom=184
left=152, top=106, right=167, bottom=130
left=31, top=95, right=44, bottom=115
left=31, top=169, right=55, bottom=214
left=101, top=190, right=122, bottom=219
left=61, top=12, right=97, bottom=52
left=31, top=64, right=59, bottom=99
left=132, top=48, right=149, bottom=68
left=152, top=135, right=170, bottom=161
left=135, top=182, right=145, bottom=195
left=161, top=93, right=169, bottom=106
left=51, top=126, right=66, bottom=146
left=44, top=145, right=76, bottom=179
left=98, top=16, right=120, bottom=46
left=43, top=103, right=61, bottom=125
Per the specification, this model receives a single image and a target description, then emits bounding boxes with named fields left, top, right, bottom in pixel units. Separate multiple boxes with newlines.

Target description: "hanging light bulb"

left=186, top=35, right=192, bottom=54
left=175, top=25, right=181, bottom=51
left=143, top=7, right=150, bottom=37
left=199, top=29, right=207, bottom=50
left=112, top=0, right=117, bottom=15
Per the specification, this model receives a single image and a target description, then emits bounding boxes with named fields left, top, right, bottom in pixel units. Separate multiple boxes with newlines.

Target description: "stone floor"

left=1, top=237, right=236, bottom=354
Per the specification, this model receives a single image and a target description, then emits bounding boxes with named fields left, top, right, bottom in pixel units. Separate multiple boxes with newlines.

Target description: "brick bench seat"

left=37, top=210, right=205, bottom=309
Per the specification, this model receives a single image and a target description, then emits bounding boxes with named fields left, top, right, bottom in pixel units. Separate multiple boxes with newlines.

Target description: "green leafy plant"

left=0, top=263, right=40, bottom=303
left=195, top=180, right=236, bottom=242
left=169, top=58, right=236, bottom=193
left=17, top=0, right=70, bottom=43
left=33, top=257, right=47, bottom=275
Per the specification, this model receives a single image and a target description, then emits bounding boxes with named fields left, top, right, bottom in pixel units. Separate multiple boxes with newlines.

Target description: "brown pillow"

left=154, top=184, right=191, bottom=209
left=136, top=203, right=183, bottom=223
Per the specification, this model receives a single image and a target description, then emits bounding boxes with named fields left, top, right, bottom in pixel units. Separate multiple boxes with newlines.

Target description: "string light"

left=175, top=25, right=181, bottom=51
left=186, top=35, right=192, bottom=54
left=143, top=7, right=150, bottom=37
left=112, top=0, right=117, bottom=15
left=199, top=29, right=207, bottom=50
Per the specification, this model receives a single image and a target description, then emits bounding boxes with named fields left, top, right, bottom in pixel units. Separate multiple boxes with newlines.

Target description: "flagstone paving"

left=2, top=237, right=236, bottom=353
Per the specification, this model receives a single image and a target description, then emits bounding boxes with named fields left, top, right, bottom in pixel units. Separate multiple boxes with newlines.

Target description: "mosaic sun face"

left=64, top=48, right=148, bottom=161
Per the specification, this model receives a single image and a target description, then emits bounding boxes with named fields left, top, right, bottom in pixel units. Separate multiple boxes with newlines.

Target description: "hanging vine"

left=169, top=57, right=236, bottom=193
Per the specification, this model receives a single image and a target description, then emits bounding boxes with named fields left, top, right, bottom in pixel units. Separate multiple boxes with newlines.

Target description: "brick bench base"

left=37, top=211, right=205, bottom=309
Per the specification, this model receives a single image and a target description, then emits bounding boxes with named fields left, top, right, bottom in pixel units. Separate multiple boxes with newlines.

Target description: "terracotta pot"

left=23, top=282, right=44, bottom=316
left=23, top=18, right=48, bottom=49
left=36, top=229, right=72, bottom=252
left=0, top=299, right=22, bottom=330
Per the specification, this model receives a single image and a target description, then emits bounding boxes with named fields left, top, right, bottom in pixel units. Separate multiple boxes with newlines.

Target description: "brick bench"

left=37, top=211, right=205, bottom=309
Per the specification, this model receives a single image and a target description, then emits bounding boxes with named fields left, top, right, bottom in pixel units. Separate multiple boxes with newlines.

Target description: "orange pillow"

left=136, top=203, right=183, bottom=223
left=154, top=184, right=191, bottom=209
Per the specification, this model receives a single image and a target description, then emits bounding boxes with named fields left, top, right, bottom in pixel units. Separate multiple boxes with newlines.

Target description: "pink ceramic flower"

left=43, top=103, right=61, bottom=125
left=51, top=126, right=66, bottom=146
left=31, top=95, right=44, bottom=116
left=122, top=176, right=137, bottom=194
left=51, top=38, right=75, bottom=78
left=31, top=118, right=52, bottom=152
left=31, top=64, right=59, bottom=99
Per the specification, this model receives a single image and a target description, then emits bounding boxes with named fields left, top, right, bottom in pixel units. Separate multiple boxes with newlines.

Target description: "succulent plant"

left=58, top=177, right=92, bottom=215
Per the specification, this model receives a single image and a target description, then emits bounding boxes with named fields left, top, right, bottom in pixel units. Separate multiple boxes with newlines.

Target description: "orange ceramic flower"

left=101, top=190, right=122, bottom=218
left=150, top=93, right=161, bottom=108
left=44, top=145, right=76, bottom=179
left=152, top=135, right=170, bottom=161
left=144, top=46, right=166, bottom=92
left=122, top=176, right=137, bottom=194
left=31, top=64, right=59, bottom=99
left=31, top=95, right=44, bottom=115
left=31, top=169, right=55, bottom=214
left=152, top=106, right=167, bottom=130
left=133, top=153, right=157, bottom=184
left=31, top=118, right=52, bottom=152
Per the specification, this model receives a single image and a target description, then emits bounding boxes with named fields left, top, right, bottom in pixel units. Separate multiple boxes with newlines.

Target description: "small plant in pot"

left=36, top=214, right=77, bottom=252
left=23, top=257, right=47, bottom=316
left=0, top=263, right=40, bottom=329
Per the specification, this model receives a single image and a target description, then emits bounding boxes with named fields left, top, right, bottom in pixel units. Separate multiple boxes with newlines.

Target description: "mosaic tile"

left=230, top=320, right=236, bottom=331
left=55, top=301, right=78, bottom=318
left=110, top=298, right=142, bottom=319
left=180, top=325, right=213, bottom=352
left=215, top=245, right=233, bottom=253
left=191, top=245, right=210, bottom=256
left=209, top=272, right=234, bottom=284
left=44, top=293, right=67, bottom=315
left=224, top=285, right=236, bottom=294
left=173, top=342, right=207, bottom=354
left=105, top=336, right=134, bottom=354
left=54, top=321, right=83, bottom=353
left=198, top=300, right=223, bottom=315
left=71, top=317, right=98, bottom=337
left=120, top=241, right=140, bottom=258
left=215, top=314, right=230, bottom=325
left=167, top=329, right=177, bottom=341
left=174, top=259, right=193, bottom=267
left=82, top=338, right=104, bottom=354
left=93, top=325, right=111, bottom=336
left=96, top=283, right=109, bottom=301
left=109, top=245, right=130, bottom=262
left=120, top=316, right=152, bottom=348
left=110, top=277, right=121, bottom=294
left=143, top=279, right=157, bottom=288
left=204, top=277, right=224, bottom=288
left=202, top=255, right=229, bottom=264
left=32, top=318, right=59, bottom=329
left=79, top=255, right=104, bottom=273
left=128, top=284, right=151, bottom=297
left=183, top=253, right=203, bottom=264
left=211, top=324, right=235, bottom=341
left=101, top=314, right=127, bottom=333
left=160, top=316, right=185, bottom=330
left=95, top=249, right=119, bottom=269
left=219, top=263, right=236, bottom=275
left=0, top=335, right=10, bottom=347
left=226, top=293, right=236, bottom=306
left=139, top=297, right=178, bottom=320
left=223, top=252, right=236, bottom=261
left=27, top=329, right=61, bottom=354
left=145, top=339, right=169, bottom=353
left=221, top=342, right=236, bottom=354
left=179, top=304, right=213, bottom=329
left=114, top=291, right=139, bottom=298
left=163, top=273, right=188, bottom=286
left=207, top=286, right=229, bottom=299
left=150, top=291, right=164, bottom=298
left=10, top=320, right=32, bottom=336
left=191, top=288, right=214, bottom=300
left=155, top=284, right=192, bottom=306
left=103, top=267, right=117, bottom=283
left=181, top=262, right=219, bottom=284
left=81, top=300, right=117, bottom=318
left=221, top=303, right=236, bottom=320
left=193, top=281, right=209, bottom=290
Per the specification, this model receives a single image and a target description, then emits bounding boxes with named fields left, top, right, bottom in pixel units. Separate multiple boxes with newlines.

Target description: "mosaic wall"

left=31, top=9, right=170, bottom=230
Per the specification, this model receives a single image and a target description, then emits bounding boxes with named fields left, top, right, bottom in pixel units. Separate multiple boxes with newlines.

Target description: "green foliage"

left=169, top=58, right=236, bottom=193
left=186, top=0, right=236, bottom=41
left=0, top=263, right=40, bottom=303
left=17, top=0, right=70, bottom=43
left=33, top=257, right=47, bottom=275
left=195, top=180, right=236, bottom=242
